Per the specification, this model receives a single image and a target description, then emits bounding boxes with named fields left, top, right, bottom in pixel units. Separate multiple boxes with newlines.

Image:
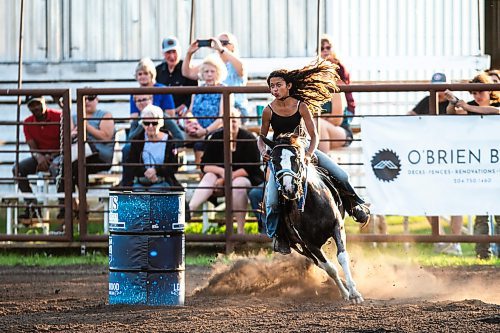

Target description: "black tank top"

left=270, top=102, right=303, bottom=140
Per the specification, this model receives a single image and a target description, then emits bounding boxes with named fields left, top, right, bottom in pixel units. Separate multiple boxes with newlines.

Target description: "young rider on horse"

left=257, top=60, right=370, bottom=254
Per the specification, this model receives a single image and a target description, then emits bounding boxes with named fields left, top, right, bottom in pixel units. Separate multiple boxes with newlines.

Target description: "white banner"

left=361, top=116, right=500, bottom=216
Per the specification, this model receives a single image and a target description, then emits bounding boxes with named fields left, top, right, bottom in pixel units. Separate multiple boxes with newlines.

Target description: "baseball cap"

left=161, top=36, right=179, bottom=53
left=431, top=72, right=448, bottom=83
left=25, top=95, right=45, bottom=105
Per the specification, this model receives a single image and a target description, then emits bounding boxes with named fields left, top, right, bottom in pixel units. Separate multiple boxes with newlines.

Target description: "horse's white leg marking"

left=316, top=253, right=350, bottom=300
left=337, top=251, right=364, bottom=303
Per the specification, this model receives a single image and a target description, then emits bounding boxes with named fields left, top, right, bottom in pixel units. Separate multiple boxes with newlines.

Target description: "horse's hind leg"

left=333, top=225, right=364, bottom=304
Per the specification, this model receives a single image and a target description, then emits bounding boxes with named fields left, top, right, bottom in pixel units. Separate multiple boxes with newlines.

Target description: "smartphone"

left=197, top=39, right=212, bottom=47
left=450, top=95, right=459, bottom=105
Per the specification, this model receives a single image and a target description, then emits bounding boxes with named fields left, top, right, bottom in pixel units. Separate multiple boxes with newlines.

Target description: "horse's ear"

left=260, top=135, right=276, bottom=149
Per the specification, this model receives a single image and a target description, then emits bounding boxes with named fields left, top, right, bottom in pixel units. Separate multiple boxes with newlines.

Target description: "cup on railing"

left=256, top=105, right=264, bottom=125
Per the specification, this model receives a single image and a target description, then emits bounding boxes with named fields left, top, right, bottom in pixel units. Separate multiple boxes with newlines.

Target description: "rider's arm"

left=300, top=104, right=318, bottom=157
left=257, top=106, right=272, bottom=156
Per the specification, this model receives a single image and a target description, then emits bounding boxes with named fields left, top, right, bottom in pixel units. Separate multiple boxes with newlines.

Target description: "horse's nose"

left=282, top=175, right=294, bottom=194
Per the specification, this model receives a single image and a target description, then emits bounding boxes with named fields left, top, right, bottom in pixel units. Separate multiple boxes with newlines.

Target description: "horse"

left=261, top=131, right=364, bottom=303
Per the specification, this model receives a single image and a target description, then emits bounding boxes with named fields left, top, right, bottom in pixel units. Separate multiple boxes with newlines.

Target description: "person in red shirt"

left=13, top=95, right=61, bottom=219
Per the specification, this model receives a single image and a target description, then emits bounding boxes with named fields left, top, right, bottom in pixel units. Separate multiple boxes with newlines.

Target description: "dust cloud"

left=194, top=249, right=499, bottom=304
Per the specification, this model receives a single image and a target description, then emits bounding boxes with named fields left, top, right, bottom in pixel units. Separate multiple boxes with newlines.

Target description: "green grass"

left=347, top=242, right=500, bottom=267
left=0, top=242, right=497, bottom=268
left=0, top=252, right=220, bottom=267
left=0, top=252, right=109, bottom=266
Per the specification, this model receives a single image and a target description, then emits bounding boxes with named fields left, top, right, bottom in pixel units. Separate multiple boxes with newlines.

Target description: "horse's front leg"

left=316, top=255, right=350, bottom=301
left=333, top=224, right=364, bottom=304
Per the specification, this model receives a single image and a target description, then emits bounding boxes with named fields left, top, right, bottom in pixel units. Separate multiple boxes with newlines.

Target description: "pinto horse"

left=262, top=131, right=364, bottom=303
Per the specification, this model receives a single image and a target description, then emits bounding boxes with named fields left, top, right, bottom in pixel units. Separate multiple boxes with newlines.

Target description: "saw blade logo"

left=371, top=149, right=401, bottom=182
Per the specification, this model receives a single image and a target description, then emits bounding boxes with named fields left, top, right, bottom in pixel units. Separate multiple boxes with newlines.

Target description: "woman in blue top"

left=184, top=54, right=227, bottom=166
left=257, top=60, right=370, bottom=254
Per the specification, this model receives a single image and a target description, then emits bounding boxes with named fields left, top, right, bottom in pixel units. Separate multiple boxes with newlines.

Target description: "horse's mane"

left=275, top=132, right=307, bottom=149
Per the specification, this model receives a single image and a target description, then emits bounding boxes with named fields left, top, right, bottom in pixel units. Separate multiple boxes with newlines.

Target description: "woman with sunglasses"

left=127, top=104, right=181, bottom=191
left=317, top=35, right=355, bottom=152
left=183, top=32, right=249, bottom=123
left=257, top=61, right=370, bottom=254
left=445, top=73, right=500, bottom=115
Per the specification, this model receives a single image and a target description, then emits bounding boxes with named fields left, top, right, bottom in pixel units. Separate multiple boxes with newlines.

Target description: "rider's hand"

left=261, top=150, right=271, bottom=162
left=304, top=152, right=312, bottom=165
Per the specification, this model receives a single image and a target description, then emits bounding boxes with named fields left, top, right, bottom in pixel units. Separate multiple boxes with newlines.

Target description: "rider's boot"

left=350, top=203, right=371, bottom=226
left=273, top=235, right=291, bottom=255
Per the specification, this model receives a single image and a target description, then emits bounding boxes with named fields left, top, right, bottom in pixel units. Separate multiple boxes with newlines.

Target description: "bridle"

left=269, top=144, right=308, bottom=210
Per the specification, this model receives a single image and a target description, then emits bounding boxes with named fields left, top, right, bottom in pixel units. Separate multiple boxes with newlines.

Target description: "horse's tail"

left=315, top=166, right=345, bottom=218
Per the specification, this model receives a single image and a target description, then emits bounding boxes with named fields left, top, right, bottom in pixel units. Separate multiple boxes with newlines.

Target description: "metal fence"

left=0, top=84, right=499, bottom=251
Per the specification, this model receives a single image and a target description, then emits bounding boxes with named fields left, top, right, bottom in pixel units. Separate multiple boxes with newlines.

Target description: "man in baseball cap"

left=25, top=95, right=45, bottom=106
left=13, top=95, right=62, bottom=221
left=156, top=36, right=198, bottom=113
left=161, top=36, right=180, bottom=53
left=409, top=72, right=450, bottom=115
left=431, top=72, right=448, bottom=84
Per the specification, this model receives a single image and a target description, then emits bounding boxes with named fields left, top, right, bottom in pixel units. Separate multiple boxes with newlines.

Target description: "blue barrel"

left=108, top=191, right=185, bottom=306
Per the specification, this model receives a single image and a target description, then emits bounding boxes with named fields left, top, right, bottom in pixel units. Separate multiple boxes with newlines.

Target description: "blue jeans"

left=120, top=143, right=133, bottom=186
left=264, top=149, right=363, bottom=238
left=248, top=183, right=265, bottom=233
left=132, top=181, right=172, bottom=192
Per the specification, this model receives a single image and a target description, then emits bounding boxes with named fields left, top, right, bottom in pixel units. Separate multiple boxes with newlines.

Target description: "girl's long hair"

left=267, top=59, right=340, bottom=114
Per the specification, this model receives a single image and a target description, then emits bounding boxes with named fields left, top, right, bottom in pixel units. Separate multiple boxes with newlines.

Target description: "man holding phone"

left=156, top=36, right=199, bottom=116
left=408, top=72, right=450, bottom=115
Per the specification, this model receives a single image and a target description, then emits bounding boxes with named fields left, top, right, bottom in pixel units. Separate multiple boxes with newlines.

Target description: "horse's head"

left=262, top=130, right=307, bottom=201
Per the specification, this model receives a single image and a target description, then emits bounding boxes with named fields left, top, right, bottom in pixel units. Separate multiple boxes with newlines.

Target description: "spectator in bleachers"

left=127, top=104, right=181, bottom=191
left=183, top=54, right=227, bottom=166
left=188, top=109, right=264, bottom=234
left=182, top=32, right=249, bottom=123
left=408, top=72, right=450, bottom=116
left=319, top=35, right=356, bottom=117
left=487, top=69, right=500, bottom=83
left=118, top=59, right=185, bottom=187
left=129, top=58, right=184, bottom=140
left=317, top=83, right=353, bottom=152
left=56, top=93, right=115, bottom=218
left=317, top=35, right=355, bottom=152
left=118, top=94, right=153, bottom=188
left=156, top=36, right=199, bottom=117
left=445, top=72, right=500, bottom=259
left=13, top=95, right=61, bottom=220
left=408, top=73, right=463, bottom=255
left=445, top=73, right=499, bottom=115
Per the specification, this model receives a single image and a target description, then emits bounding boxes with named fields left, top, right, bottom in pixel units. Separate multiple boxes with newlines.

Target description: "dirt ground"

left=0, top=252, right=498, bottom=333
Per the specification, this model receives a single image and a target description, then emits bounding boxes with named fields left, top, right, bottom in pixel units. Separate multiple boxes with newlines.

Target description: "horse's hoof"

left=350, top=296, right=364, bottom=304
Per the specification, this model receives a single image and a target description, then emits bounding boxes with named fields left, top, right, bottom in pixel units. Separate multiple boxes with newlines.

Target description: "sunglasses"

left=135, top=97, right=151, bottom=103
left=321, top=45, right=331, bottom=51
left=143, top=121, right=159, bottom=127
left=85, top=95, right=97, bottom=101
left=220, top=40, right=231, bottom=46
